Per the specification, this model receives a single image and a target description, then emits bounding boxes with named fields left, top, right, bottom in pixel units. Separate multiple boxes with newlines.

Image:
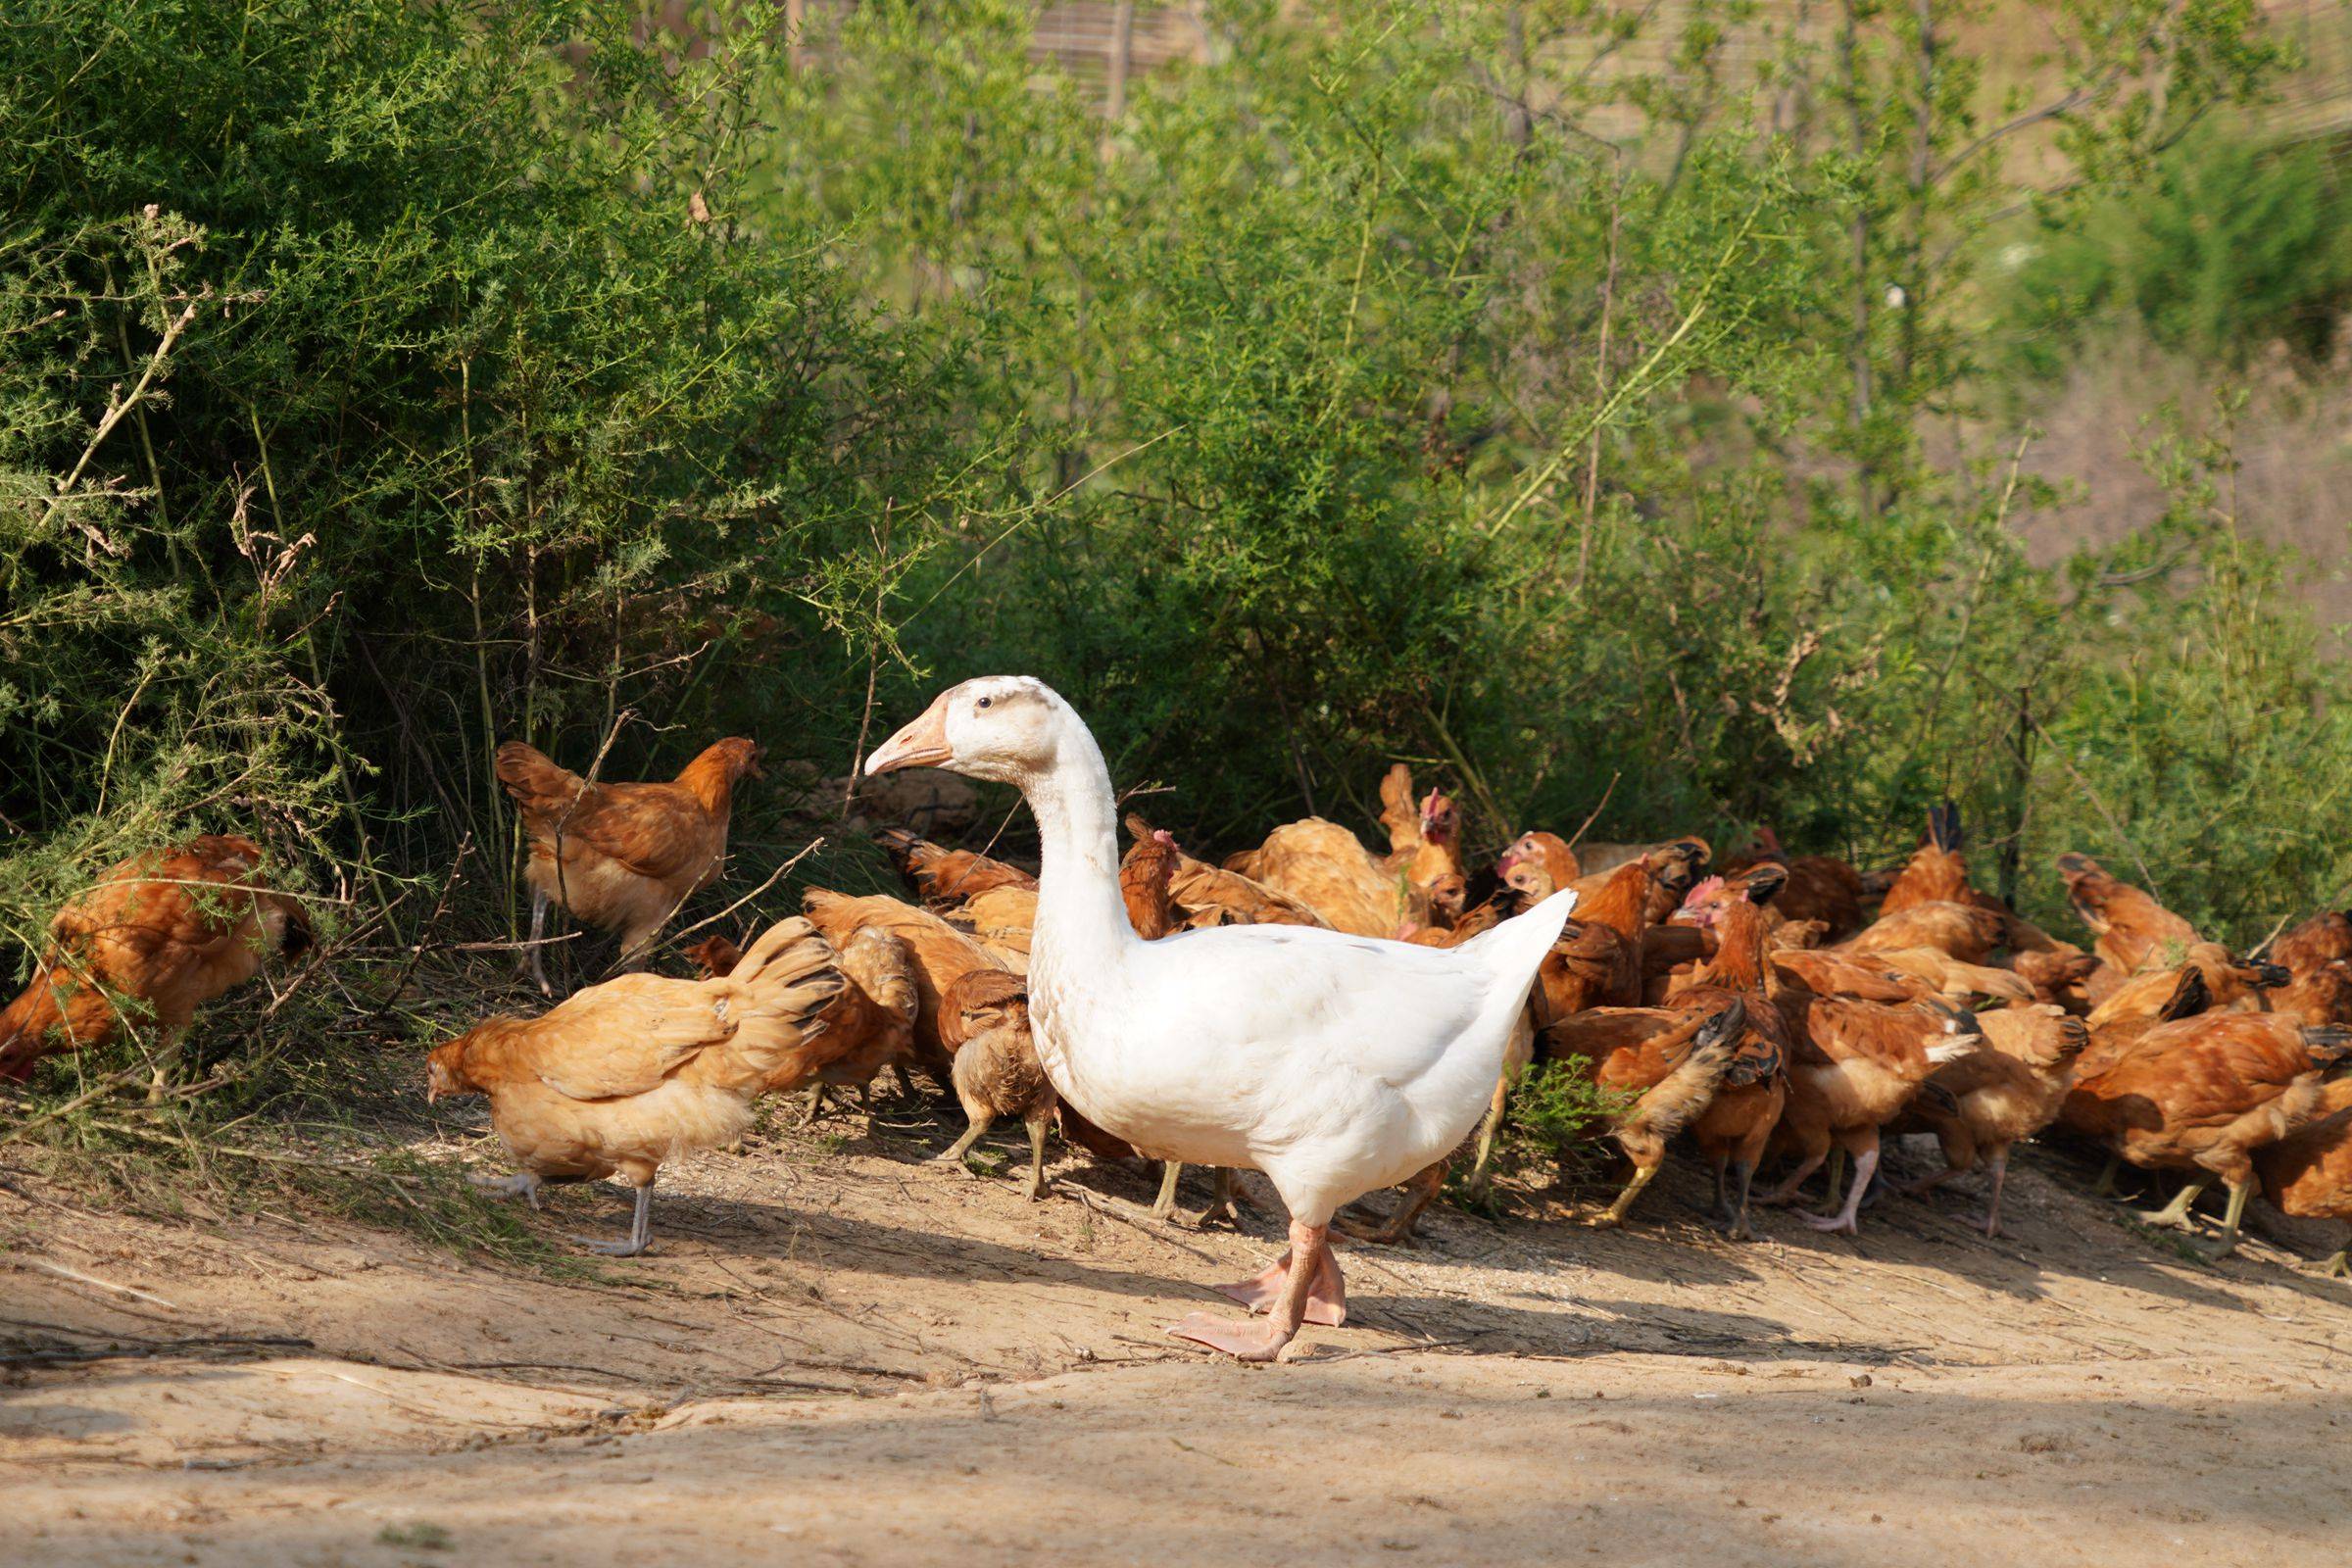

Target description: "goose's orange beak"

left=865, top=693, right=955, bottom=775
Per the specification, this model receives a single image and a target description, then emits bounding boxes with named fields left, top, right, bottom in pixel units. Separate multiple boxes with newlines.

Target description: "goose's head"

left=865, top=676, right=1070, bottom=786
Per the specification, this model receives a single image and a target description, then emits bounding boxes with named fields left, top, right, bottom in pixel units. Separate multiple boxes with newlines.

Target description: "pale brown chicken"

left=1223, top=814, right=1424, bottom=937
left=0, top=835, right=310, bottom=1084
left=2063, top=1008, right=2352, bottom=1256
left=934, top=969, right=1054, bottom=1200
left=1496, top=830, right=1582, bottom=901
left=1893, top=1005, right=2090, bottom=1237
left=1375, top=765, right=1464, bottom=895
left=426, top=918, right=844, bottom=1255
left=2253, top=1078, right=2352, bottom=1277
left=874, top=827, right=1037, bottom=904
left=1838, top=900, right=2007, bottom=965
left=496, top=736, right=760, bottom=993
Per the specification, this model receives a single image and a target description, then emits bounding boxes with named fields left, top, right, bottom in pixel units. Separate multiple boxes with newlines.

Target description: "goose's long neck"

left=1024, top=725, right=1136, bottom=983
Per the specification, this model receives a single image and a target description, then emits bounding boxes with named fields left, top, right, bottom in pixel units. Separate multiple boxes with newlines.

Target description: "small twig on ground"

left=15, top=1257, right=180, bottom=1310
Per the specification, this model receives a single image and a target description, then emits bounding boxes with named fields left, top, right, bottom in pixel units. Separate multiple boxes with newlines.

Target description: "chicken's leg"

left=1151, top=1162, right=1183, bottom=1221
left=1173, top=1219, right=1344, bottom=1361
left=1021, top=1112, right=1052, bottom=1202
left=2320, top=1240, right=2349, bottom=1279
left=575, top=1183, right=654, bottom=1257
left=2090, top=1152, right=2126, bottom=1199
left=936, top=1112, right=995, bottom=1168
left=1758, top=1147, right=1828, bottom=1207
left=470, top=1171, right=544, bottom=1209
left=1820, top=1147, right=1848, bottom=1211
left=2133, top=1174, right=2210, bottom=1231
left=1203, top=1166, right=1245, bottom=1226
left=1722, top=1160, right=1757, bottom=1241
left=2192, top=1179, right=2252, bottom=1260
left=527, top=891, right=552, bottom=997
left=1800, top=1144, right=1879, bottom=1236
left=1587, top=1160, right=1659, bottom=1229
left=1965, top=1147, right=2011, bottom=1239
left=1336, top=1161, right=1445, bottom=1245
left=1468, top=1069, right=1512, bottom=1190
left=801, top=1083, right=826, bottom=1124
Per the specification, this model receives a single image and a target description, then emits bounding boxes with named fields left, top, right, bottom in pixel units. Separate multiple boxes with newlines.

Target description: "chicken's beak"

left=865, top=693, right=955, bottom=776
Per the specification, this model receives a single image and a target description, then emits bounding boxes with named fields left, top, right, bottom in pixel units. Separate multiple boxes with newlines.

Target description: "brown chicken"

left=1223, top=815, right=1425, bottom=937
left=1876, top=804, right=2051, bottom=951
left=2056, top=853, right=2199, bottom=992
left=801, top=889, right=1012, bottom=1065
left=1530, top=840, right=1709, bottom=1028
left=933, top=969, right=1054, bottom=1200
left=496, top=736, right=760, bottom=994
left=1125, top=813, right=1327, bottom=929
left=426, top=918, right=843, bottom=1254
left=1497, top=830, right=1582, bottom=901
left=686, top=927, right=921, bottom=1116
left=2275, top=959, right=2352, bottom=1029
left=1761, top=990, right=1986, bottom=1235
left=2063, top=1009, right=2352, bottom=1256
left=1536, top=1002, right=1747, bottom=1226
left=874, top=827, right=1037, bottom=904
left=1375, top=765, right=1464, bottom=895
left=1894, top=1005, right=2090, bottom=1237
left=0, top=835, right=310, bottom=1084
left=2253, top=1079, right=2352, bottom=1277
left=1674, top=868, right=1795, bottom=1239
left=1724, top=826, right=1868, bottom=941
left=2012, top=944, right=2102, bottom=1014
left=2084, top=943, right=2288, bottom=1030
left=1838, top=901, right=2006, bottom=965
left=2269, top=909, right=2352, bottom=980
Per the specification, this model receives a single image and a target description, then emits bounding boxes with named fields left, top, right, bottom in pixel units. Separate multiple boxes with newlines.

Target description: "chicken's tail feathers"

left=493, top=740, right=585, bottom=813
left=2302, top=1023, right=2352, bottom=1070
left=1622, top=1003, right=1743, bottom=1143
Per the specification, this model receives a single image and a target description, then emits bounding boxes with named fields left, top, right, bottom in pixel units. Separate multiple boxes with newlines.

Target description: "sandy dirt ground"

left=6, top=1103, right=2350, bottom=1567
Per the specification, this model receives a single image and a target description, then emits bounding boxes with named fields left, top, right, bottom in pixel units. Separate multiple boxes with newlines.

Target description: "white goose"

left=866, top=677, right=1576, bottom=1361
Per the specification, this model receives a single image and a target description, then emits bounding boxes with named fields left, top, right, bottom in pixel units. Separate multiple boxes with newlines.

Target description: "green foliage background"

left=4, top=0, right=2349, bottom=1043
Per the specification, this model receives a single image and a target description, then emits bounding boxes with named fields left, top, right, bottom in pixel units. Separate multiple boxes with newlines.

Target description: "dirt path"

left=6, top=1109, right=2350, bottom=1566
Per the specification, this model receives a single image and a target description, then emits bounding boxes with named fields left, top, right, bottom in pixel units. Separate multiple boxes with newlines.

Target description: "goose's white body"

left=936, top=681, right=1576, bottom=1226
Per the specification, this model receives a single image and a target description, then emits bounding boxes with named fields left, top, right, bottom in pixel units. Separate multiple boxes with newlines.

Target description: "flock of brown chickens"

left=5, top=735, right=2351, bottom=1281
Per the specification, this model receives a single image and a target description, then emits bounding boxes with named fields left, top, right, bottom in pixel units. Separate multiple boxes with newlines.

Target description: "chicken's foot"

left=2191, top=1179, right=2251, bottom=1260
left=1585, top=1160, right=1658, bottom=1229
left=936, top=1113, right=993, bottom=1168
left=1335, top=1161, right=1445, bottom=1246
left=574, top=1184, right=653, bottom=1257
left=469, top=1171, right=544, bottom=1210
left=1799, top=1146, right=1879, bottom=1236
left=1021, top=1112, right=1052, bottom=1202
left=2132, top=1175, right=2210, bottom=1232
left=1150, top=1161, right=1183, bottom=1221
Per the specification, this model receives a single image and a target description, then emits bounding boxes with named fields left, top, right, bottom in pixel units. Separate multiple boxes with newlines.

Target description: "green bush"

left=1997, top=127, right=2352, bottom=376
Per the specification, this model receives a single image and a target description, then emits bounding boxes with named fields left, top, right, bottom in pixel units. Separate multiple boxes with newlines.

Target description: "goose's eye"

left=977, top=696, right=992, bottom=710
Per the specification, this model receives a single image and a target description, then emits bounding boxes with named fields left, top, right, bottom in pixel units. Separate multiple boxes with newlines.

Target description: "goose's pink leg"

left=1171, top=1220, right=1345, bottom=1361
left=1211, top=1230, right=1347, bottom=1326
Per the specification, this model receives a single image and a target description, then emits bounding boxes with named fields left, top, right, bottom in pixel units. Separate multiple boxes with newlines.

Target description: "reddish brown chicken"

left=1724, top=826, right=1868, bottom=941
left=1126, top=814, right=1328, bottom=930
left=426, top=918, right=843, bottom=1255
left=874, top=828, right=1038, bottom=904
left=0, top=835, right=310, bottom=1084
left=2085, top=943, right=2288, bottom=1030
left=800, top=890, right=1012, bottom=1066
left=2253, top=1079, right=2352, bottom=1277
left=2056, top=853, right=2200, bottom=993
left=2063, top=1008, right=2352, bottom=1256
left=1663, top=866, right=1793, bottom=1239
left=1762, top=987, right=1987, bottom=1236
left=496, top=736, right=760, bottom=993
left=1536, top=1002, right=1747, bottom=1227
